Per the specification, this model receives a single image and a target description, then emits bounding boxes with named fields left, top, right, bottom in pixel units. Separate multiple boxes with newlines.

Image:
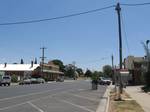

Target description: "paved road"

left=0, top=80, right=106, bottom=112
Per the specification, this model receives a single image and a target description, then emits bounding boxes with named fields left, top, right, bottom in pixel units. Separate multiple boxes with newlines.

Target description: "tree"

left=64, top=64, right=75, bottom=78
left=76, top=68, right=84, bottom=76
left=34, top=58, right=37, bottom=64
left=142, top=42, right=150, bottom=87
left=103, top=65, right=113, bottom=78
left=93, top=71, right=103, bottom=78
left=91, top=71, right=99, bottom=81
left=11, top=75, right=18, bottom=83
left=52, top=59, right=65, bottom=72
left=98, top=71, right=103, bottom=77
left=20, top=59, right=24, bottom=64
left=84, top=69, right=92, bottom=77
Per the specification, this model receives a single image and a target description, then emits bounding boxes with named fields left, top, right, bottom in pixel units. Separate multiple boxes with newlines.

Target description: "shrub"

left=145, top=71, right=150, bottom=87
left=43, top=76, right=49, bottom=82
left=11, top=75, right=18, bottom=83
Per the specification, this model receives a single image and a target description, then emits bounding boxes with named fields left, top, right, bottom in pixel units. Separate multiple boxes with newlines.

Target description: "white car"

left=19, top=78, right=31, bottom=85
left=36, top=78, right=45, bottom=83
left=99, top=77, right=111, bottom=85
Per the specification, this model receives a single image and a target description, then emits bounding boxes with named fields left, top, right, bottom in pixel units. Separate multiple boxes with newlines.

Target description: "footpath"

left=125, top=86, right=150, bottom=112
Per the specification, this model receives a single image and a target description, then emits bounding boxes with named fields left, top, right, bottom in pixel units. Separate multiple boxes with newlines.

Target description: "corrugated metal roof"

left=0, top=64, right=39, bottom=71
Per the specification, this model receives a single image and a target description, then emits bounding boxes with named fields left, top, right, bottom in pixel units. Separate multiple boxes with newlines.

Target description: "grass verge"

left=109, top=89, right=144, bottom=112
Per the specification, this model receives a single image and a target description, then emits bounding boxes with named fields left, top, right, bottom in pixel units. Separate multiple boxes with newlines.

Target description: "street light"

left=146, top=40, right=150, bottom=49
left=146, top=40, right=150, bottom=72
left=146, top=40, right=150, bottom=60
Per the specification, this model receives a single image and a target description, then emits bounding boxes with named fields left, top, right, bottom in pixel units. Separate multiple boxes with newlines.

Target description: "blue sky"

left=0, top=0, right=149, bottom=71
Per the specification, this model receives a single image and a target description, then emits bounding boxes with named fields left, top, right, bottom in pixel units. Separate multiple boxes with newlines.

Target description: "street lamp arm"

left=146, top=40, right=150, bottom=46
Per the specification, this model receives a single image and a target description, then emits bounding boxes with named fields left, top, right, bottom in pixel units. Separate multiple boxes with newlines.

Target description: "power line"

left=121, top=2, right=150, bottom=6
left=0, top=2, right=150, bottom=26
left=78, top=57, right=109, bottom=64
left=120, top=12, right=131, bottom=55
left=0, top=5, right=115, bottom=26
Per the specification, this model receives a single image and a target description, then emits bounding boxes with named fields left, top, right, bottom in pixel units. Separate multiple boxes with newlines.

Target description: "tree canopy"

left=20, top=59, right=24, bottom=64
left=84, top=69, right=92, bottom=77
left=76, top=68, right=84, bottom=76
left=142, top=42, right=150, bottom=87
left=52, top=59, right=65, bottom=72
left=103, top=65, right=113, bottom=78
left=34, top=58, right=37, bottom=64
left=64, top=64, right=75, bottom=78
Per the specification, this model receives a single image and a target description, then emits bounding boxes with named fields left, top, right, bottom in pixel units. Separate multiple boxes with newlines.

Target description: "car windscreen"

left=3, top=77, right=10, bottom=79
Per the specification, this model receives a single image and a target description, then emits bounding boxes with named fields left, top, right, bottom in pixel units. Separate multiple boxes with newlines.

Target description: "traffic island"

left=108, top=88, right=144, bottom=112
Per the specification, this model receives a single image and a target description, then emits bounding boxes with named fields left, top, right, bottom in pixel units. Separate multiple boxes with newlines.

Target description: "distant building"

left=0, top=61, right=64, bottom=81
left=33, top=61, right=64, bottom=81
left=0, top=63, right=39, bottom=81
left=124, top=56, right=145, bottom=85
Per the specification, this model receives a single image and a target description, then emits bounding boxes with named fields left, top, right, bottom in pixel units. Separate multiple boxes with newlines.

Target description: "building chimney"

left=31, top=61, right=33, bottom=68
left=4, top=63, right=7, bottom=68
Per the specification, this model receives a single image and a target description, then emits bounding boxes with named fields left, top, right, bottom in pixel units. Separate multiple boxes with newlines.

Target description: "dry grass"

left=109, top=89, right=144, bottom=112
left=113, top=100, right=144, bottom=112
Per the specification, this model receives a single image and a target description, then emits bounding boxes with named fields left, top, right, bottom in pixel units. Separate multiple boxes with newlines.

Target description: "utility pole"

left=112, top=55, right=117, bottom=92
left=111, top=55, right=114, bottom=70
left=40, top=47, right=47, bottom=76
left=116, top=3, right=123, bottom=70
left=72, top=61, right=76, bottom=80
left=111, top=55, right=114, bottom=80
left=146, top=40, right=150, bottom=70
left=115, top=2, right=123, bottom=99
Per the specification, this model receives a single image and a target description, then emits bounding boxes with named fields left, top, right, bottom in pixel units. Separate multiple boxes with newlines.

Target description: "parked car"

left=19, top=78, right=45, bottom=85
left=99, top=77, right=111, bottom=85
left=19, top=78, right=31, bottom=85
left=36, top=78, right=45, bottom=84
left=30, top=78, right=38, bottom=84
left=0, top=75, right=11, bottom=86
left=56, top=76, right=64, bottom=82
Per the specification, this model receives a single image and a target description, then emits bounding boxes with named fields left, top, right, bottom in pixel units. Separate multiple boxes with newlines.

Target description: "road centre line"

left=59, top=99, right=95, bottom=112
left=67, top=93, right=99, bottom=102
left=0, top=101, right=44, bottom=111
left=0, top=102, right=27, bottom=111
left=0, top=82, right=87, bottom=102
left=28, top=102, right=44, bottom=112
left=0, top=88, right=66, bottom=111
left=0, top=88, right=87, bottom=111
left=0, top=88, right=62, bottom=101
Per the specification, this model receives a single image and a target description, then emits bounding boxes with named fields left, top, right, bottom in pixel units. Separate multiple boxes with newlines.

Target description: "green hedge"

left=11, top=75, right=18, bottom=83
